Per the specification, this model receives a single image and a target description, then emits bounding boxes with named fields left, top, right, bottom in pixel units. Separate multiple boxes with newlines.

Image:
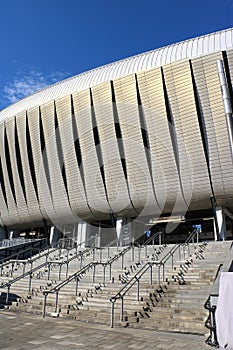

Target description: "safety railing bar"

left=111, top=230, right=199, bottom=302
left=0, top=260, right=48, bottom=289
left=43, top=246, right=132, bottom=296
left=142, top=231, right=162, bottom=247
left=0, top=238, right=47, bottom=264
left=43, top=262, right=95, bottom=295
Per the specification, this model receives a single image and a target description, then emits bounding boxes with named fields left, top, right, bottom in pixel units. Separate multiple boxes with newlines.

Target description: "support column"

left=116, top=218, right=123, bottom=247
left=77, top=222, right=88, bottom=248
left=214, top=207, right=227, bottom=241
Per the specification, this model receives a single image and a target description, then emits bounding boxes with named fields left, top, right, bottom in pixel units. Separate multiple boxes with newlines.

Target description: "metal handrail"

left=0, top=238, right=47, bottom=264
left=142, top=231, right=162, bottom=247
left=0, top=246, right=92, bottom=302
left=109, top=229, right=200, bottom=327
left=41, top=245, right=132, bottom=317
left=0, top=244, right=58, bottom=276
left=204, top=263, right=223, bottom=348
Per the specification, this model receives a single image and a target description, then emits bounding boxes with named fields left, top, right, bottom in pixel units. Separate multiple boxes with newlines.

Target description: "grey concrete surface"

left=0, top=310, right=209, bottom=349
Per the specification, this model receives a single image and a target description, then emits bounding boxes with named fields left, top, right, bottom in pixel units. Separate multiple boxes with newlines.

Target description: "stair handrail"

left=41, top=245, right=131, bottom=317
left=0, top=245, right=57, bottom=275
left=109, top=229, right=200, bottom=327
left=140, top=231, right=162, bottom=247
left=0, top=246, right=93, bottom=300
left=0, top=238, right=48, bottom=265
left=204, top=263, right=223, bottom=348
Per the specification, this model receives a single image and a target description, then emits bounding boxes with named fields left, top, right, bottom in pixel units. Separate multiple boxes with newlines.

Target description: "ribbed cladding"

left=4, top=125, right=16, bottom=204
left=164, top=60, right=212, bottom=210
left=14, top=117, right=26, bottom=200
left=89, top=89, right=109, bottom=202
left=137, top=68, right=179, bottom=213
left=27, top=106, right=53, bottom=224
left=0, top=143, right=10, bottom=226
left=54, top=102, right=69, bottom=197
left=113, top=73, right=161, bottom=216
left=5, top=117, right=31, bottom=223
left=224, top=50, right=233, bottom=114
left=40, top=100, right=78, bottom=226
left=0, top=122, right=21, bottom=226
left=72, top=89, right=111, bottom=220
left=38, top=108, right=52, bottom=197
left=135, top=74, right=162, bottom=211
left=161, top=67, right=188, bottom=212
left=91, top=80, right=137, bottom=217
left=15, top=110, right=44, bottom=226
left=55, top=94, right=95, bottom=221
left=191, top=52, right=233, bottom=209
left=189, top=60, right=215, bottom=199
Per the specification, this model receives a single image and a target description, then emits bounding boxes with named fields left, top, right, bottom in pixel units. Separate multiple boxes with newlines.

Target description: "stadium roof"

left=1, top=27, right=233, bottom=121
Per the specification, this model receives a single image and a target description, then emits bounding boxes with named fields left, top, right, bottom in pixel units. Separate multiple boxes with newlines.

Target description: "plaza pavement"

left=0, top=310, right=209, bottom=349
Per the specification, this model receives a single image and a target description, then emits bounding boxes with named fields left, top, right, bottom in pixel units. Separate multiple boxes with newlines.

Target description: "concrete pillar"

left=49, top=226, right=60, bottom=246
left=214, top=207, right=227, bottom=241
left=77, top=222, right=88, bottom=248
left=116, top=218, right=123, bottom=246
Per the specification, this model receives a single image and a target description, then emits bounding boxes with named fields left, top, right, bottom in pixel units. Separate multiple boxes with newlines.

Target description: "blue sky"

left=0, top=0, right=233, bottom=110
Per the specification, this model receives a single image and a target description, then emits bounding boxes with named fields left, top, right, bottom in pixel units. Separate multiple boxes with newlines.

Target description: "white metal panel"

left=91, top=82, right=137, bottom=217
left=55, top=95, right=95, bottom=221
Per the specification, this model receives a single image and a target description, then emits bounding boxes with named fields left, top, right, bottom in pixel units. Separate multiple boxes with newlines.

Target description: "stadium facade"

left=1, top=28, right=233, bottom=244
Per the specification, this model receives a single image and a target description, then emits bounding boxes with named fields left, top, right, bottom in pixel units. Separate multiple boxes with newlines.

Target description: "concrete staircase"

left=1, top=240, right=231, bottom=336
left=5, top=244, right=168, bottom=319
left=124, top=241, right=232, bottom=335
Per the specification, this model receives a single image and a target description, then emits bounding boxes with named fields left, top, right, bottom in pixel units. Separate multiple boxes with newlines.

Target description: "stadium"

left=1, top=28, right=233, bottom=347
left=1, top=27, right=233, bottom=246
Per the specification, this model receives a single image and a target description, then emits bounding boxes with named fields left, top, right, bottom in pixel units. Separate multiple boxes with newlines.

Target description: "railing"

left=0, top=238, right=47, bottom=263
left=0, top=244, right=92, bottom=303
left=109, top=229, right=200, bottom=327
left=0, top=244, right=58, bottom=277
left=42, top=245, right=132, bottom=317
left=204, top=265, right=223, bottom=348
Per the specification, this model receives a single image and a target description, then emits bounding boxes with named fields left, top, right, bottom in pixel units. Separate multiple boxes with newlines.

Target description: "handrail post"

left=23, top=263, right=26, bottom=277
left=138, top=246, right=141, bottom=261
left=80, top=254, right=83, bottom=268
left=109, top=263, right=112, bottom=281
left=132, top=245, right=134, bottom=261
left=121, top=254, right=124, bottom=270
left=150, top=264, right=153, bottom=285
left=171, top=253, right=174, bottom=269
left=6, top=285, right=10, bottom=304
left=43, top=293, right=47, bottom=317
left=28, top=272, right=32, bottom=292
left=48, top=263, right=51, bottom=280
left=108, top=247, right=110, bottom=260
left=162, top=263, right=165, bottom=282
left=93, top=248, right=95, bottom=260
left=93, top=264, right=96, bottom=283
left=159, top=232, right=162, bottom=245
left=103, top=265, right=106, bottom=285
left=121, top=297, right=124, bottom=321
left=158, top=265, right=160, bottom=284
left=110, top=300, right=115, bottom=328
left=137, top=278, right=140, bottom=301
left=59, top=264, right=62, bottom=280
left=55, top=291, right=59, bottom=313
left=75, top=277, right=78, bottom=296
left=179, top=245, right=181, bottom=260
left=66, top=262, right=69, bottom=278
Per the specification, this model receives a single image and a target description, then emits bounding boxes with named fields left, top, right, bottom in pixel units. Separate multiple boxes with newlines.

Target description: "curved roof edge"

left=1, top=27, right=233, bottom=120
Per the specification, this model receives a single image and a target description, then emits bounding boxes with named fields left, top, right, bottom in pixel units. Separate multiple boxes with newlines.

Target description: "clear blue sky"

left=0, top=0, right=233, bottom=110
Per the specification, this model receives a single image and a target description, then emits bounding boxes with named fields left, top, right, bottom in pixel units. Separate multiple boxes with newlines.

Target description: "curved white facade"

left=0, top=28, right=233, bottom=230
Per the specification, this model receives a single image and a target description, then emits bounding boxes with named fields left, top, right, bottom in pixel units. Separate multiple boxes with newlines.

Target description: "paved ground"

left=0, top=310, right=210, bottom=349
